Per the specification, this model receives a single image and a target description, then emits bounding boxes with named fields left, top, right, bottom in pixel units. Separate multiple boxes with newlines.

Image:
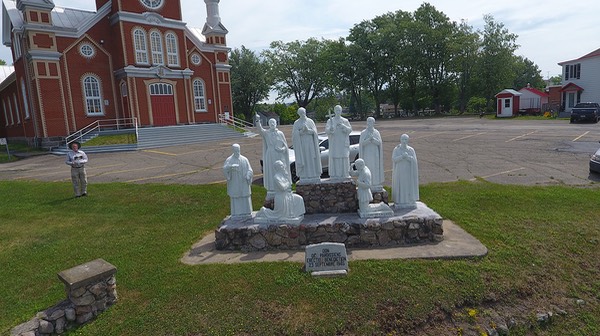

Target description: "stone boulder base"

left=215, top=201, right=443, bottom=251
left=295, top=179, right=358, bottom=214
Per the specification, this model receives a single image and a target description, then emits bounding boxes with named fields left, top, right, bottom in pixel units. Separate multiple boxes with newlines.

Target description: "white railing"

left=218, top=113, right=254, bottom=133
left=65, top=118, right=138, bottom=147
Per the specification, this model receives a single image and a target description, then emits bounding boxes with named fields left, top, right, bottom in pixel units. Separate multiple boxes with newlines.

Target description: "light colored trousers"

left=71, top=167, right=88, bottom=196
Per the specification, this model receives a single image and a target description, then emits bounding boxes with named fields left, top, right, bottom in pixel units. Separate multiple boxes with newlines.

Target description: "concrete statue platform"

left=181, top=220, right=487, bottom=265
left=214, top=202, right=444, bottom=251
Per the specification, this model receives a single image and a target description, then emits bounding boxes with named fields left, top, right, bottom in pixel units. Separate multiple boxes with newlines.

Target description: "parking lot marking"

left=572, top=131, right=590, bottom=142
left=506, top=131, right=537, bottom=142
left=142, top=149, right=178, bottom=156
left=124, top=168, right=207, bottom=182
left=470, top=167, right=526, bottom=181
left=452, top=132, right=486, bottom=142
left=412, top=131, right=447, bottom=140
left=51, top=165, right=171, bottom=182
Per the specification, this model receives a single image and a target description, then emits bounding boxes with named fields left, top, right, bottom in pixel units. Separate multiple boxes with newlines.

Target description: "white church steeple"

left=203, top=0, right=228, bottom=36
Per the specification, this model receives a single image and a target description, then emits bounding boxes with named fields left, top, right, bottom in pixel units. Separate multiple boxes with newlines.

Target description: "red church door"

left=150, top=83, right=176, bottom=126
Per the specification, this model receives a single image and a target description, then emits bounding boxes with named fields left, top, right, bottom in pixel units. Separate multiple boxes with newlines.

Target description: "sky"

left=1, top=0, right=599, bottom=79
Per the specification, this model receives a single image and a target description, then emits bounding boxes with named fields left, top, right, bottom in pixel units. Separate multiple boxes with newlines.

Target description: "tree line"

left=230, top=2, right=546, bottom=123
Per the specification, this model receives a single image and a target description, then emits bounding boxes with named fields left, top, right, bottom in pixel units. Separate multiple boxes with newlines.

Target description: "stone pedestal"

left=11, top=259, right=118, bottom=336
left=215, top=202, right=443, bottom=251
left=295, top=178, right=358, bottom=214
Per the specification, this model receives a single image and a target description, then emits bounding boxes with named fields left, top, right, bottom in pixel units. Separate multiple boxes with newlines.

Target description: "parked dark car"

left=590, top=142, right=600, bottom=174
left=570, top=102, right=600, bottom=123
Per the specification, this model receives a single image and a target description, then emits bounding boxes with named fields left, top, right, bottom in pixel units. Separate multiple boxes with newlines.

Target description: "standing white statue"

left=255, top=160, right=305, bottom=224
left=223, top=144, right=253, bottom=217
left=350, top=159, right=393, bottom=218
left=325, top=105, right=352, bottom=179
left=292, top=107, right=322, bottom=183
left=359, top=117, right=384, bottom=191
left=392, top=134, right=419, bottom=208
left=255, top=115, right=291, bottom=198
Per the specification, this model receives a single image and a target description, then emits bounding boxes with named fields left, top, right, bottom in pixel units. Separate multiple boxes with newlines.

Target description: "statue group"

left=224, top=105, right=420, bottom=222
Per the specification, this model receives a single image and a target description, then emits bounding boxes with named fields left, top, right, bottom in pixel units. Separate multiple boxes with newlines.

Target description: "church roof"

left=0, top=65, right=15, bottom=89
left=0, top=64, right=14, bottom=81
left=186, top=26, right=207, bottom=44
left=3, top=0, right=107, bottom=38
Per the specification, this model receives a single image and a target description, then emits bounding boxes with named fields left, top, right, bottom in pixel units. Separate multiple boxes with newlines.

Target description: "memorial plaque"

left=304, top=242, right=348, bottom=277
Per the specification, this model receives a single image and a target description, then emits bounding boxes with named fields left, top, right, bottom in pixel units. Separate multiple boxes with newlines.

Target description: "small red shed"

left=495, top=89, right=522, bottom=117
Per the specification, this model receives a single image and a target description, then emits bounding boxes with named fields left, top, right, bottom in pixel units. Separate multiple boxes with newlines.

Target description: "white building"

left=558, top=47, right=600, bottom=112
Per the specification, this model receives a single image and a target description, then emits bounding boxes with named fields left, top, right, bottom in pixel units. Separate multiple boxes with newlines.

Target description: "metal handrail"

left=65, top=118, right=138, bottom=147
left=218, top=113, right=254, bottom=133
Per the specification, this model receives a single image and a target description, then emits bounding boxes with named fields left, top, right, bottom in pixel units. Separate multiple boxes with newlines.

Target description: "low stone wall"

left=215, top=202, right=443, bottom=251
left=295, top=179, right=358, bottom=214
left=11, top=259, right=117, bottom=336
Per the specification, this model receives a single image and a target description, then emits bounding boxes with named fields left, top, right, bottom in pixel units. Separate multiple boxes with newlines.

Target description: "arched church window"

left=150, top=31, right=164, bottom=65
left=193, top=79, right=207, bottom=112
left=83, top=75, right=104, bottom=116
left=133, top=29, right=149, bottom=64
left=165, top=33, right=179, bottom=67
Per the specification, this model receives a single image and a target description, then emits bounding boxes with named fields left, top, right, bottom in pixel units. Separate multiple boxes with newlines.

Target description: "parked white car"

left=261, top=132, right=361, bottom=182
left=590, top=142, right=600, bottom=174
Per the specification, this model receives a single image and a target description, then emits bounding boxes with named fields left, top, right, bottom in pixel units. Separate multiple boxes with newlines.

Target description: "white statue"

left=392, top=134, right=419, bottom=208
left=350, top=159, right=373, bottom=210
left=292, top=107, right=322, bottom=183
left=325, top=105, right=352, bottom=179
left=255, top=115, right=291, bottom=198
left=223, top=144, right=253, bottom=217
left=359, top=117, right=384, bottom=191
left=350, top=159, right=393, bottom=218
left=255, top=160, right=305, bottom=224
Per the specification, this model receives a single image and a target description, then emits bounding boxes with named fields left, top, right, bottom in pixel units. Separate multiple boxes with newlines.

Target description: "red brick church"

left=0, top=0, right=232, bottom=147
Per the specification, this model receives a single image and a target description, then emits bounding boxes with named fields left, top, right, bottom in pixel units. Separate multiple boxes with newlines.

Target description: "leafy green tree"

left=548, top=75, right=562, bottom=85
left=262, top=38, right=332, bottom=108
left=451, top=20, right=480, bottom=113
left=0, top=59, right=6, bottom=65
left=229, top=46, right=271, bottom=121
left=254, top=103, right=297, bottom=125
left=512, top=55, right=545, bottom=90
left=348, top=13, right=396, bottom=118
left=467, top=96, right=487, bottom=114
left=474, top=15, right=519, bottom=110
left=412, top=3, right=456, bottom=114
left=327, top=38, right=371, bottom=118
left=383, top=10, right=414, bottom=117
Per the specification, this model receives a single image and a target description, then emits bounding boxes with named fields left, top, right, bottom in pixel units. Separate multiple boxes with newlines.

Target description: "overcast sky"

left=2, top=0, right=599, bottom=78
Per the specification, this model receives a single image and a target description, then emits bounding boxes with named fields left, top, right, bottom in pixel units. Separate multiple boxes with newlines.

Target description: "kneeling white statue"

left=349, top=159, right=393, bottom=218
left=255, top=160, right=305, bottom=224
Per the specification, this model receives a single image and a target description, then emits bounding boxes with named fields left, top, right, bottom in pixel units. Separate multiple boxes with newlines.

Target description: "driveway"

left=2, top=117, right=600, bottom=187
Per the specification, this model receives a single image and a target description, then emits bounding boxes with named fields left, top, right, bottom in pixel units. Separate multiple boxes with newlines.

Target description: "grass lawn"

left=83, top=134, right=137, bottom=146
left=0, top=142, right=45, bottom=163
left=1, top=180, right=599, bottom=335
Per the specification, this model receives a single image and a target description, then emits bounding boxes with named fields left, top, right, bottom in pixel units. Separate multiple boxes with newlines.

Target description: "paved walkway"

left=181, top=220, right=488, bottom=265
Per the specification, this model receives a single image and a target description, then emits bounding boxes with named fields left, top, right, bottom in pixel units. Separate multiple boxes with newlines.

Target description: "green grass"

left=0, top=142, right=44, bottom=163
left=83, top=133, right=137, bottom=146
left=1, top=180, right=599, bottom=335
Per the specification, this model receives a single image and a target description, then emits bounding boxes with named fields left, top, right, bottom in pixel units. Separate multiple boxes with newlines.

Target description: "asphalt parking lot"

left=2, top=117, right=600, bottom=187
